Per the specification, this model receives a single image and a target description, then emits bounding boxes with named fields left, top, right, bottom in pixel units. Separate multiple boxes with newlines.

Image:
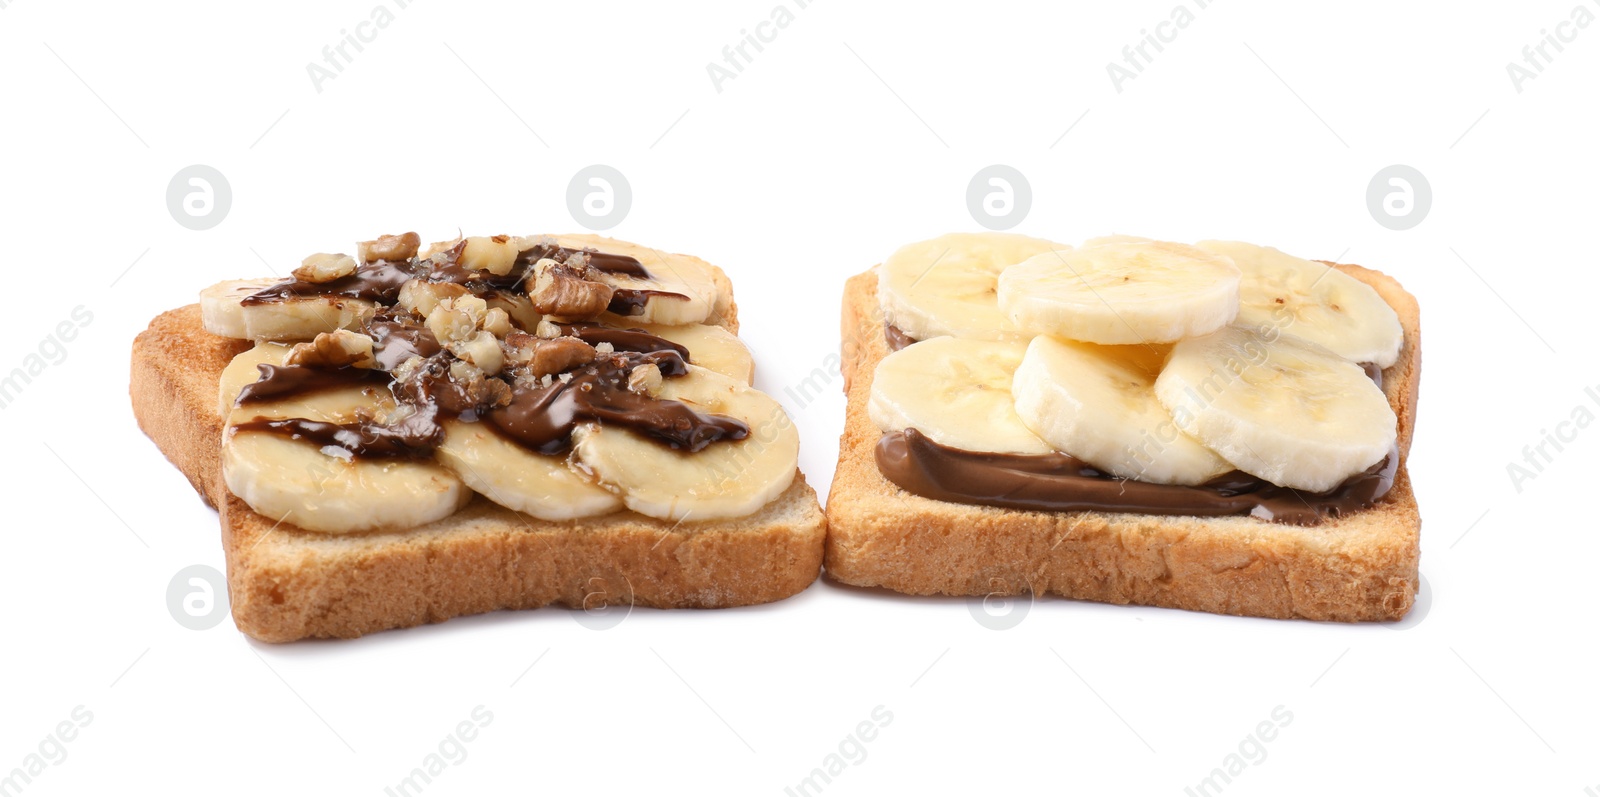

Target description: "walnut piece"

left=397, top=279, right=469, bottom=317
left=627, top=363, right=663, bottom=395
left=504, top=330, right=595, bottom=377
left=293, top=253, right=358, bottom=284
left=460, top=235, right=520, bottom=276
left=455, top=330, right=504, bottom=375
left=357, top=232, right=421, bottom=264
left=425, top=296, right=489, bottom=347
left=530, top=260, right=614, bottom=321
left=286, top=330, right=376, bottom=368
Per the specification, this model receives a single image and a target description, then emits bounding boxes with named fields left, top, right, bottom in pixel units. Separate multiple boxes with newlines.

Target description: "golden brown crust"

left=826, top=265, right=1422, bottom=622
left=131, top=304, right=824, bottom=642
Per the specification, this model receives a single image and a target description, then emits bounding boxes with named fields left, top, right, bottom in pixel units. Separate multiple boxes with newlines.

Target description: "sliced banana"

left=572, top=365, right=798, bottom=521
left=200, top=278, right=376, bottom=342
left=877, top=232, right=1064, bottom=341
left=1012, top=336, right=1231, bottom=485
left=997, top=240, right=1241, bottom=345
left=1154, top=325, right=1397, bottom=493
left=1195, top=241, right=1404, bottom=368
left=624, top=322, right=754, bottom=384
left=221, top=346, right=465, bottom=534
left=223, top=432, right=469, bottom=534
left=554, top=234, right=724, bottom=326
left=868, top=336, right=1052, bottom=455
left=435, top=419, right=621, bottom=520
left=218, top=343, right=393, bottom=424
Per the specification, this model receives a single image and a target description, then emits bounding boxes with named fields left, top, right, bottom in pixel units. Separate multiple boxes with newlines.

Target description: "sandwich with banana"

left=132, top=232, right=825, bottom=641
left=828, top=233, right=1421, bottom=621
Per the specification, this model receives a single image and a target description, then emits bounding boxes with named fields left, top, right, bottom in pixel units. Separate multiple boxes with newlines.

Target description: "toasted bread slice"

left=826, top=264, right=1421, bottom=621
left=132, top=304, right=826, bottom=642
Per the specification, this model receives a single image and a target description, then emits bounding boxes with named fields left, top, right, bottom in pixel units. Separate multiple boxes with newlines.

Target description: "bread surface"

left=132, top=295, right=826, bottom=642
left=826, top=264, right=1422, bottom=621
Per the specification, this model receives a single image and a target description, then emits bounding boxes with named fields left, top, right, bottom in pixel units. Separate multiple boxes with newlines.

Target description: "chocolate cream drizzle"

left=230, top=241, right=742, bottom=460
left=876, top=323, right=1398, bottom=525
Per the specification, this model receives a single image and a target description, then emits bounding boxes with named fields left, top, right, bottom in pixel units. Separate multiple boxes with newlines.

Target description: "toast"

left=133, top=250, right=826, bottom=642
left=825, top=263, right=1421, bottom=622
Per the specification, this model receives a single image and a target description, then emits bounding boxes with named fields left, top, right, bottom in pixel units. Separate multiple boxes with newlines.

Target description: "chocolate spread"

left=230, top=238, right=743, bottom=460
left=876, top=429, right=1397, bottom=525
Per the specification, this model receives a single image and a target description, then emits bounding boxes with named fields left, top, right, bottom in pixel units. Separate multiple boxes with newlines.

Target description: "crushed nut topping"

left=357, top=232, right=422, bottom=264
left=534, top=319, right=562, bottom=339
left=627, top=363, right=663, bottom=395
left=286, top=329, right=377, bottom=368
left=397, top=279, right=469, bottom=317
left=482, top=307, right=512, bottom=338
left=293, top=253, right=358, bottom=284
left=455, top=330, right=504, bottom=375
left=530, top=259, right=614, bottom=321
left=425, top=295, right=490, bottom=347
left=504, top=330, right=596, bottom=377
left=460, top=235, right=520, bottom=276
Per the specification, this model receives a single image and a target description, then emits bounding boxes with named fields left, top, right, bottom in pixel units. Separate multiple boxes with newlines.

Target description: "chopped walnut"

left=534, top=318, right=562, bottom=339
left=530, top=259, right=614, bottom=321
left=293, top=253, right=358, bottom=284
left=286, top=329, right=377, bottom=368
left=628, top=363, right=663, bottom=395
left=454, top=330, right=504, bottom=375
left=595, top=341, right=616, bottom=355
left=425, top=295, right=489, bottom=347
left=504, top=330, right=596, bottom=377
left=446, top=360, right=513, bottom=409
left=357, top=232, right=421, bottom=264
left=482, top=307, right=512, bottom=338
left=418, top=237, right=463, bottom=259
left=460, top=235, right=520, bottom=276
left=397, top=279, right=469, bottom=317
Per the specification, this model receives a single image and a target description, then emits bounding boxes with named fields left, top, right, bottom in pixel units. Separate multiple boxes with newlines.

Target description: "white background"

left=2, top=1, right=1597, bottom=794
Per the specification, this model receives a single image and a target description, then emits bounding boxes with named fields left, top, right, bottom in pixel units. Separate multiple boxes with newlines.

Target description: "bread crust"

left=131, top=302, right=824, bottom=642
left=826, top=265, right=1422, bottom=621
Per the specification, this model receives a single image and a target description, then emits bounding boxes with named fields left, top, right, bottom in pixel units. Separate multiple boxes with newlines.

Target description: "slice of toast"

left=826, top=264, right=1422, bottom=621
left=132, top=304, right=827, bottom=642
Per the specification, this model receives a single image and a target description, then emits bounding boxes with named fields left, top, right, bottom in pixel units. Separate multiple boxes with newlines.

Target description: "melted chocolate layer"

left=236, top=364, right=389, bottom=404
left=488, top=351, right=742, bottom=455
left=557, top=323, right=689, bottom=358
left=241, top=260, right=419, bottom=306
left=608, top=288, right=689, bottom=317
left=233, top=407, right=443, bottom=460
left=876, top=429, right=1397, bottom=525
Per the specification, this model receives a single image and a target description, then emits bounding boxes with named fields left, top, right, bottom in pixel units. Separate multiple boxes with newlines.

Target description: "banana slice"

left=218, top=343, right=393, bottom=424
left=1012, top=336, right=1231, bottom=485
left=1154, top=325, right=1397, bottom=493
left=869, top=336, right=1052, bottom=455
left=877, top=232, right=1065, bottom=341
left=997, top=240, right=1241, bottom=344
left=625, top=322, right=754, bottom=384
left=200, top=279, right=376, bottom=342
left=571, top=365, right=798, bottom=521
left=223, top=432, right=469, bottom=534
left=434, top=419, right=621, bottom=520
left=1195, top=241, right=1404, bottom=368
left=554, top=234, right=725, bottom=326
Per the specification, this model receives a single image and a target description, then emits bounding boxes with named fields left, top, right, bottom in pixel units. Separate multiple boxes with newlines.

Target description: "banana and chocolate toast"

left=827, top=234, right=1421, bottom=621
left=133, top=232, right=825, bottom=642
